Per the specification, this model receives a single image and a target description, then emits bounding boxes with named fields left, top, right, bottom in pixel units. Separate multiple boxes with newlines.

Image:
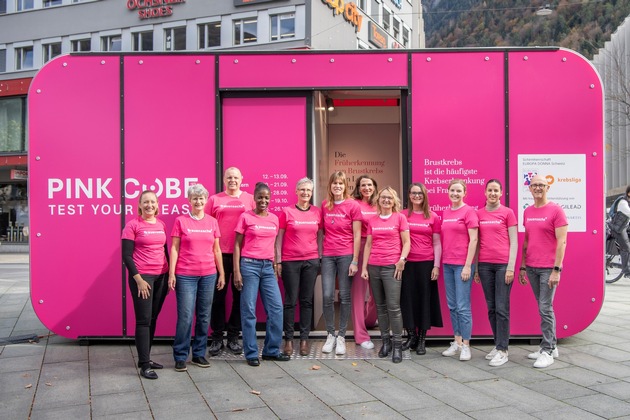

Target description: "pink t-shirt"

left=367, top=212, right=409, bottom=266
left=206, top=191, right=255, bottom=254
left=357, top=199, right=378, bottom=238
left=279, top=205, right=322, bottom=261
left=523, top=202, right=568, bottom=267
left=121, top=217, right=168, bottom=275
left=441, top=205, right=479, bottom=265
left=321, top=199, right=362, bottom=257
left=406, top=211, right=441, bottom=262
left=235, top=210, right=279, bottom=261
left=477, top=206, right=518, bottom=264
left=171, top=215, right=221, bottom=276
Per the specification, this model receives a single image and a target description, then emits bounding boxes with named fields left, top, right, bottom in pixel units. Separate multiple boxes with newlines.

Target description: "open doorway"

left=311, top=89, right=406, bottom=336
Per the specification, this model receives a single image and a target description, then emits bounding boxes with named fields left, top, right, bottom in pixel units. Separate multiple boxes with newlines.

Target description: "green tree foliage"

left=424, top=0, right=630, bottom=59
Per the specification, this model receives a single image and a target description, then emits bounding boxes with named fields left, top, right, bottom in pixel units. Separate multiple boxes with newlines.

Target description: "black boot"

left=378, top=336, right=391, bottom=358
left=401, top=329, right=419, bottom=351
left=392, top=340, right=403, bottom=363
left=416, top=330, right=427, bottom=355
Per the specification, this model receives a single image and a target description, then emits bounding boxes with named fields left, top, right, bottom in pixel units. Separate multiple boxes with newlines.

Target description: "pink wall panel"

left=123, top=55, right=216, bottom=337
left=410, top=52, right=508, bottom=338
left=219, top=53, right=408, bottom=89
left=508, top=49, right=604, bottom=338
left=29, top=55, right=122, bottom=338
left=223, top=97, right=307, bottom=321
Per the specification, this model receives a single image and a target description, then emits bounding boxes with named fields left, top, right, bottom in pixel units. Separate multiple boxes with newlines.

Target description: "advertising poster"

left=517, top=154, right=586, bottom=232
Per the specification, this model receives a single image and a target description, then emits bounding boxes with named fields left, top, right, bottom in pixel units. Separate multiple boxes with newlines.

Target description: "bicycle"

left=605, top=219, right=629, bottom=284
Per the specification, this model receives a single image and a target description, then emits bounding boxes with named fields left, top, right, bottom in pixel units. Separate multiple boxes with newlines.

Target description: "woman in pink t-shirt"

left=361, top=187, right=410, bottom=363
left=234, top=182, right=289, bottom=366
left=351, top=175, right=379, bottom=350
left=168, top=184, right=225, bottom=372
left=275, top=177, right=322, bottom=356
left=401, top=183, right=443, bottom=356
left=473, top=179, right=517, bottom=367
left=440, top=179, right=479, bottom=362
left=121, top=190, right=169, bottom=380
left=320, top=171, right=362, bottom=356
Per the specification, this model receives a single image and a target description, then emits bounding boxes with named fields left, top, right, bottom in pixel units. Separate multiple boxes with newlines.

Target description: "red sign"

left=126, top=0, right=186, bottom=20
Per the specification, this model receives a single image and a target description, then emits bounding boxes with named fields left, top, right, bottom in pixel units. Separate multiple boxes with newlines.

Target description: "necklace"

left=190, top=213, right=203, bottom=220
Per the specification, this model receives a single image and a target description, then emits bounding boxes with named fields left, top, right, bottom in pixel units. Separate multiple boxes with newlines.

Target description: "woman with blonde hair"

left=361, top=187, right=410, bottom=363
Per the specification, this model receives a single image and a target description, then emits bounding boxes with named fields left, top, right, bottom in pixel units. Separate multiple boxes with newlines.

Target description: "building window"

left=16, top=0, right=34, bottom=11
left=43, top=0, right=62, bottom=7
left=402, top=26, right=409, bottom=48
left=71, top=39, right=91, bottom=52
left=0, top=50, right=6, bottom=73
left=101, top=35, right=121, bottom=52
left=382, top=8, right=391, bottom=32
left=198, top=22, right=221, bottom=49
left=270, top=13, right=295, bottom=41
left=234, top=18, right=257, bottom=45
left=0, top=0, right=6, bottom=14
left=392, top=17, right=400, bottom=41
left=370, top=0, right=380, bottom=21
left=0, top=97, right=27, bottom=153
left=132, top=31, right=153, bottom=52
left=15, top=46, right=33, bottom=70
left=43, top=43, right=62, bottom=63
left=165, top=27, right=186, bottom=51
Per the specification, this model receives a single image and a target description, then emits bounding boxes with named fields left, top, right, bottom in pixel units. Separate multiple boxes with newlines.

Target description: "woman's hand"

left=135, top=276, right=151, bottom=299
left=276, top=263, right=282, bottom=278
left=234, top=272, right=243, bottom=291
left=361, top=268, right=369, bottom=280
left=431, top=267, right=439, bottom=281
left=461, top=265, right=471, bottom=281
left=168, top=274, right=176, bottom=291
left=473, top=272, right=480, bottom=284
left=348, top=262, right=358, bottom=277
left=505, top=270, right=515, bottom=285
left=217, top=273, right=225, bottom=290
left=518, top=269, right=528, bottom=285
left=394, top=259, right=405, bottom=281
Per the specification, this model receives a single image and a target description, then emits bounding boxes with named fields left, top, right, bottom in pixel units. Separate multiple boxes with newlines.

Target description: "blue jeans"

left=527, top=267, right=557, bottom=353
left=172, top=274, right=217, bottom=362
left=443, top=264, right=473, bottom=340
left=321, top=255, right=353, bottom=337
left=478, top=262, right=512, bottom=350
left=240, top=258, right=283, bottom=360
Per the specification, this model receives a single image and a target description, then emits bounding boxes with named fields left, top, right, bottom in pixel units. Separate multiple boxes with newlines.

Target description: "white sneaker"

left=533, top=351, right=554, bottom=368
left=489, top=350, right=509, bottom=367
left=528, top=347, right=559, bottom=360
left=322, top=334, right=336, bottom=353
left=442, top=341, right=461, bottom=357
left=485, top=347, right=498, bottom=360
left=360, top=340, right=375, bottom=350
left=459, top=344, right=471, bottom=361
left=336, top=336, right=346, bottom=355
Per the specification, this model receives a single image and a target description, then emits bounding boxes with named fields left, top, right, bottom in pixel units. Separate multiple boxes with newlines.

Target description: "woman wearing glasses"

left=400, top=183, right=443, bottom=355
left=361, top=187, right=410, bottom=363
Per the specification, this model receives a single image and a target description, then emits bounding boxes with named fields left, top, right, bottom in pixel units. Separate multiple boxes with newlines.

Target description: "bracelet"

left=351, top=261, right=358, bottom=266
left=519, top=267, right=526, bottom=272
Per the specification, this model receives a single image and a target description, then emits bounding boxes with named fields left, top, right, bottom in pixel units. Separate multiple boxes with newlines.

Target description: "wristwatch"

left=400, top=257, right=407, bottom=262
left=553, top=266, right=562, bottom=273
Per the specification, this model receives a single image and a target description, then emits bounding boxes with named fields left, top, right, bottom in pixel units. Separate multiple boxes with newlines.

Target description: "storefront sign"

left=368, top=21, right=387, bottom=49
left=321, top=0, right=363, bottom=33
left=10, top=169, right=27, bottom=180
left=126, top=0, right=186, bottom=20
left=234, top=0, right=286, bottom=5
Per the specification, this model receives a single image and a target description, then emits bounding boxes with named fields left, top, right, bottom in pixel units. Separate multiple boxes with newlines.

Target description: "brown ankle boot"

left=299, top=340, right=309, bottom=356
left=284, top=339, right=293, bottom=355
